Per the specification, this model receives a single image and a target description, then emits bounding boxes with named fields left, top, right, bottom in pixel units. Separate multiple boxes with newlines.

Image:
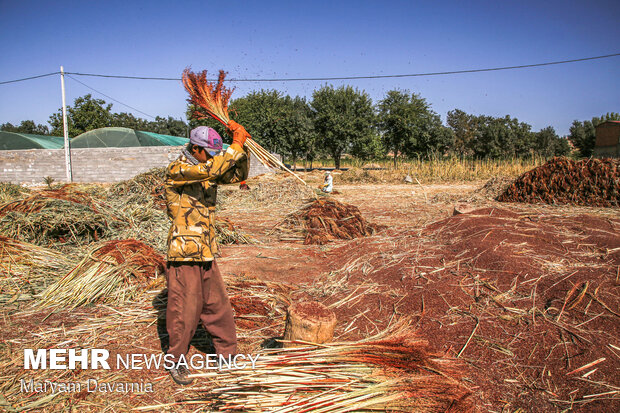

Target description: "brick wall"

left=0, top=146, right=278, bottom=184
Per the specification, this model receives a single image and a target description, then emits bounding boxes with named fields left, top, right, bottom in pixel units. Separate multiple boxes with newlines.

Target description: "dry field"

left=0, top=167, right=618, bottom=412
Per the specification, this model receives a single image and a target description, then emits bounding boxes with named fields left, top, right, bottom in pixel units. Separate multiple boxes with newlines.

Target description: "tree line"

left=3, top=90, right=618, bottom=166
left=1, top=94, right=187, bottom=138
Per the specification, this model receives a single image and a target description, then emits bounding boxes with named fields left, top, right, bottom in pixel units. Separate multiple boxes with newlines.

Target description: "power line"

left=1, top=52, right=618, bottom=85
left=68, top=52, right=620, bottom=81
left=0, top=71, right=59, bottom=85
left=66, top=75, right=156, bottom=119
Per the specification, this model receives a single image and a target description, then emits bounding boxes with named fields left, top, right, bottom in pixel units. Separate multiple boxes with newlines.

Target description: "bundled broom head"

left=182, top=68, right=233, bottom=125
left=280, top=198, right=382, bottom=244
left=37, top=239, right=165, bottom=309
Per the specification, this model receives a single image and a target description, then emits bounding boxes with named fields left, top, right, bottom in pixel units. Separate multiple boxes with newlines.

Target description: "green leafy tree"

left=468, top=115, right=534, bottom=158
left=189, top=91, right=316, bottom=169
left=377, top=90, right=452, bottom=166
left=1, top=120, right=50, bottom=135
left=147, top=116, right=188, bottom=137
left=49, top=94, right=113, bottom=137
left=568, top=112, right=620, bottom=157
left=311, top=85, right=375, bottom=169
left=533, top=126, right=570, bottom=157
left=446, top=109, right=479, bottom=157
left=279, top=96, right=316, bottom=170
left=228, top=90, right=289, bottom=153
left=111, top=112, right=149, bottom=131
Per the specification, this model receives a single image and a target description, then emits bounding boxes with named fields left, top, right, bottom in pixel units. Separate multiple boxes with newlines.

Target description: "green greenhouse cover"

left=0, top=131, right=64, bottom=150
left=71, top=127, right=189, bottom=148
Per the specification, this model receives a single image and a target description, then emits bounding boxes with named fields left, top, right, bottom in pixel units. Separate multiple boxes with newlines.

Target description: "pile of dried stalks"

left=462, top=175, right=514, bottom=202
left=0, top=236, right=72, bottom=305
left=109, top=167, right=166, bottom=208
left=498, top=157, right=620, bottom=207
left=279, top=198, right=381, bottom=244
left=140, top=323, right=472, bottom=412
left=0, top=185, right=116, bottom=245
left=37, top=239, right=165, bottom=309
left=219, top=177, right=315, bottom=210
left=0, top=181, right=29, bottom=203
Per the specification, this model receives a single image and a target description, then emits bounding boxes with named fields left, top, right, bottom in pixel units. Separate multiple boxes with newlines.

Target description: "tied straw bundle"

left=182, top=69, right=308, bottom=187
left=136, top=322, right=472, bottom=412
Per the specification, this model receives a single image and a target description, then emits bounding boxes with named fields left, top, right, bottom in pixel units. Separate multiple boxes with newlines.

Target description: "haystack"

left=0, top=236, right=72, bottom=304
left=0, top=185, right=116, bottom=245
left=498, top=157, right=619, bottom=207
left=109, top=167, right=166, bottom=208
left=37, top=239, right=165, bottom=309
left=279, top=198, right=381, bottom=244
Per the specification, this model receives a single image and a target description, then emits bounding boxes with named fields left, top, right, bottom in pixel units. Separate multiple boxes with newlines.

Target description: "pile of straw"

left=498, top=157, right=620, bottom=207
left=279, top=198, right=381, bottom=244
left=216, top=217, right=256, bottom=245
left=0, top=186, right=115, bottom=245
left=141, top=325, right=472, bottom=412
left=0, top=236, right=71, bottom=304
left=0, top=181, right=29, bottom=203
left=37, top=239, right=165, bottom=309
left=109, top=167, right=166, bottom=208
left=219, top=177, right=316, bottom=209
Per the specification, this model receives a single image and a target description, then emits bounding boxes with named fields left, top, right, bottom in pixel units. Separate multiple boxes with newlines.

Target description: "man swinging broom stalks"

left=163, top=70, right=251, bottom=385
left=166, top=69, right=312, bottom=385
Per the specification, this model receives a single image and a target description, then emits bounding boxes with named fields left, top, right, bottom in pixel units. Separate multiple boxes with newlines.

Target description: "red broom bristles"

left=182, top=68, right=310, bottom=187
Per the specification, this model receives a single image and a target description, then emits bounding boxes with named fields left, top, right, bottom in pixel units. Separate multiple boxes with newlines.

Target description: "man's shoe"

left=168, top=365, right=194, bottom=385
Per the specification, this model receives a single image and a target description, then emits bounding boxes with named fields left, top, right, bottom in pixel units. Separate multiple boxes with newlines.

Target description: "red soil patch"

left=498, top=157, right=620, bottom=207
left=320, top=207, right=620, bottom=411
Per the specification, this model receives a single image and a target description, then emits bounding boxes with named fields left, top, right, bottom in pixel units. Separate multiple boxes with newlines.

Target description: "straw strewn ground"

left=1, top=164, right=619, bottom=412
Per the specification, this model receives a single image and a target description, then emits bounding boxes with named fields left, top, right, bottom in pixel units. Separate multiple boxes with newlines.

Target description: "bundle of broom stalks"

left=279, top=198, right=381, bottom=244
left=0, top=236, right=71, bottom=304
left=182, top=69, right=308, bottom=187
left=0, top=185, right=115, bottom=245
left=140, top=324, right=472, bottom=412
left=37, top=239, right=165, bottom=309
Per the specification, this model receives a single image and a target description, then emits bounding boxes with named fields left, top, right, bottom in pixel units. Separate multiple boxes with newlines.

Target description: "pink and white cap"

left=190, top=126, right=223, bottom=156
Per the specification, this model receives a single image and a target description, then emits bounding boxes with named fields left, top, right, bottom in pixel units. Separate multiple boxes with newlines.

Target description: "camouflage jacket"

left=164, top=144, right=248, bottom=262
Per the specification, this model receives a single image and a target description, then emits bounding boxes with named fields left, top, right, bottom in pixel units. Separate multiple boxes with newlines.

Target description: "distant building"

left=593, top=121, right=620, bottom=158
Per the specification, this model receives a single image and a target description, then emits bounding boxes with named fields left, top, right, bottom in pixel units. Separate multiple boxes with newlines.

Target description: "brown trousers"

left=165, top=260, right=237, bottom=362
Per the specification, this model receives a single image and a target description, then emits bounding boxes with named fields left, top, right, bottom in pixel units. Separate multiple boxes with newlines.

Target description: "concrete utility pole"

left=60, top=66, right=73, bottom=182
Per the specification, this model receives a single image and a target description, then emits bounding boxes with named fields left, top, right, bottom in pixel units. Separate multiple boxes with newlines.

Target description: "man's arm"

left=166, top=145, right=246, bottom=187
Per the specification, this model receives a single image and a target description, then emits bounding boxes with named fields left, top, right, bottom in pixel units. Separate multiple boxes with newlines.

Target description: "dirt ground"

left=2, top=175, right=619, bottom=412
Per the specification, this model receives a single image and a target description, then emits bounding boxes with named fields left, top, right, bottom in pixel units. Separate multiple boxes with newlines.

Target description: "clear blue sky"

left=1, top=0, right=618, bottom=136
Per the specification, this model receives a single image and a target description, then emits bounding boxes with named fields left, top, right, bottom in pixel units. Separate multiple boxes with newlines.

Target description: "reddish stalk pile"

left=37, top=239, right=165, bottom=309
left=497, top=157, right=620, bottom=207
left=0, top=184, right=100, bottom=215
left=286, top=198, right=381, bottom=244
left=178, top=327, right=473, bottom=412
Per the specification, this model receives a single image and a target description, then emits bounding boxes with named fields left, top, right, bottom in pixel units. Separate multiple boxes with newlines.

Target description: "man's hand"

left=227, top=120, right=250, bottom=147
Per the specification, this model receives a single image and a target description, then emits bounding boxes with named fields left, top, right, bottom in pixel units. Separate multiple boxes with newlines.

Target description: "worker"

left=321, top=170, right=333, bottom=193
left=163, top=122, right=250, bottom=385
